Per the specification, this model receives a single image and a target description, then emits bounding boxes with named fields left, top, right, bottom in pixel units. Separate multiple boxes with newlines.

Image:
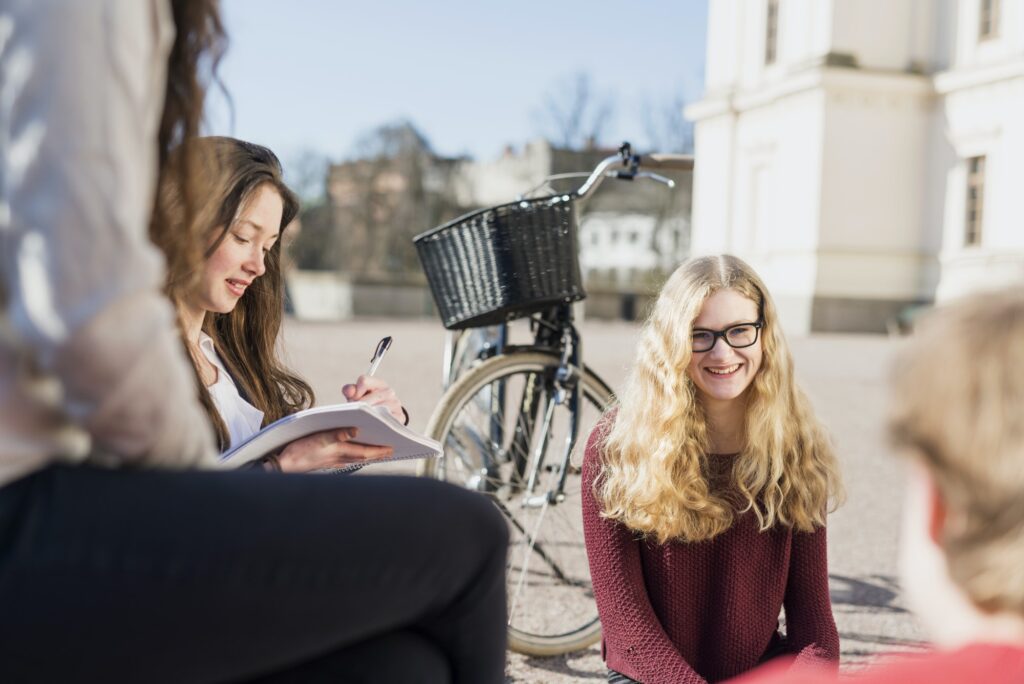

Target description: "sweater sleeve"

left=581, top=419, right=708, bottom=684
left=0, top=0, right=218, bottom=472
left=782, top=524, right=840, bottom=672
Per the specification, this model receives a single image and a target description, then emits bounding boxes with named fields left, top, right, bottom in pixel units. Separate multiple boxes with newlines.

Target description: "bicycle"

left=414, top=143, right=692, bottom=656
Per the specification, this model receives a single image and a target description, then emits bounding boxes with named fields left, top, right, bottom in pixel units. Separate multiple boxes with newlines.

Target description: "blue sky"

left=209, top=0, right=708, bottom=172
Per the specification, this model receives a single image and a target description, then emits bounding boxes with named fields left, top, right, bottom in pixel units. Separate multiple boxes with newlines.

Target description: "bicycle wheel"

left=421, top=351, right=614, bottom=656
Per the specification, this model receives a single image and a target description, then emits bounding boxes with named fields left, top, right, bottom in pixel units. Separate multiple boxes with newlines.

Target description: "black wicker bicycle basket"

left=414, top=194, right=586, bottom=330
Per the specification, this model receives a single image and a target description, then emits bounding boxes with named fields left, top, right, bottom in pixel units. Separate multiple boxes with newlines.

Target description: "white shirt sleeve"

left=0, top=0, right=218, bottom=478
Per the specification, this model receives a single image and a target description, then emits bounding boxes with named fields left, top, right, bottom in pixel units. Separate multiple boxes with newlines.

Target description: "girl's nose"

left=707, top=337, right=733, bottom=358
left=244, top=249, right=266, bottom=276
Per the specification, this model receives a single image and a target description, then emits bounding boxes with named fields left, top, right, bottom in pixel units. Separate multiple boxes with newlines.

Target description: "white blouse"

left=198, top=333, right=265, bottom=452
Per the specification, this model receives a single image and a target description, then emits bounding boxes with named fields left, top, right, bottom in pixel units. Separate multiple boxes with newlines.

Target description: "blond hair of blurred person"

left=730, top=288, right=1024, bottom=683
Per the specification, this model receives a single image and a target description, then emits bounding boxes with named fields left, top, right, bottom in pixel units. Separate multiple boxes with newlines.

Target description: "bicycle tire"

left=420, top=351, right=614, bottom=656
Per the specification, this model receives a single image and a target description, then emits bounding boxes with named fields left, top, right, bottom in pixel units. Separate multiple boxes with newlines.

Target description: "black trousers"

left=0, top=465, right=508, bottom=683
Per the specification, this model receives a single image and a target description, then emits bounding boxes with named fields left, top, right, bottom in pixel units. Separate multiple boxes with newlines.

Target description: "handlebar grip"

left=637, top=153, right=694, bottom=171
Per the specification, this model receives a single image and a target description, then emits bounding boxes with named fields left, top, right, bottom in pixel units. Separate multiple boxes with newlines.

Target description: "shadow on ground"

left=829, top=573, right=906, bottom=614
left=829, top=573, right=927, bottom=665
left=506, top=644, right=604, bottom=683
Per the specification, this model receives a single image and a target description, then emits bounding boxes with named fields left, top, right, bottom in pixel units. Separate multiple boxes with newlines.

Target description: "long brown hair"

left=153, top=136, right=313, bottom=449
left=152, top=0, right=228, bottom=281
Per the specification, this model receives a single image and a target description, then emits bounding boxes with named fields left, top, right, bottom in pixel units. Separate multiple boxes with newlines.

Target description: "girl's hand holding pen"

left=275, top=337, right=405, bottom=472
left=342, top=336, right=406, bottom=423
left=342, top=375, right=405, bottom=423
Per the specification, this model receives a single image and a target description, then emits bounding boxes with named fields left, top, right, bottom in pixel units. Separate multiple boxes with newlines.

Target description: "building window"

left=765, top=0, right=780, bottom=65
left=979, top=0, right=1000, bottom=40
left=965, top=156, right=986, bottom=246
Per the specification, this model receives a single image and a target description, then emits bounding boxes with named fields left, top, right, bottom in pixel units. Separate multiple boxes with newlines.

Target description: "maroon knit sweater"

left=582, top=419, right=839, bottom=684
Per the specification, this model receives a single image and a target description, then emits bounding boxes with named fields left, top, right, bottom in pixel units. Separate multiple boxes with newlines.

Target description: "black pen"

left=366, top=336, right=393, bottom=377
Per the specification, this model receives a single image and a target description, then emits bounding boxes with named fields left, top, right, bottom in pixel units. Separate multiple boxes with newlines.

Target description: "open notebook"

left=220, top=402, right=442, bottom=473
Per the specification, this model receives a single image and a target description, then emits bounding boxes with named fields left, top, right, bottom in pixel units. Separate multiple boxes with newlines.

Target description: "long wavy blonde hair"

left=598, top=255, right=843, bottom=543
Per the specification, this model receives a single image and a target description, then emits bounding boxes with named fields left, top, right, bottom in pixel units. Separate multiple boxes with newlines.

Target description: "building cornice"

left=687, top=66, right=934, bottom=121
left=933, top=58, right=1024, bottom=94
left=939, top=247, right=1024, bottom=263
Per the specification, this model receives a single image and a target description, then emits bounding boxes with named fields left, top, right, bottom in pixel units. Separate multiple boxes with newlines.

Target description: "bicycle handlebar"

left=572, top=142, right=693, bottom=200
left=635, top=153, right=694, bottom=172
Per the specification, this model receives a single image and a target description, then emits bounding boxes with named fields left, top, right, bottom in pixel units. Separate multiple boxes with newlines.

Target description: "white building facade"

left=687, top=0, right=1024, bottom=333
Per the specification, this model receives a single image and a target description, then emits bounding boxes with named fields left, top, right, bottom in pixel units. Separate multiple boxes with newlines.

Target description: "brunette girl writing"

left=151, top=135, right=403, bottom=471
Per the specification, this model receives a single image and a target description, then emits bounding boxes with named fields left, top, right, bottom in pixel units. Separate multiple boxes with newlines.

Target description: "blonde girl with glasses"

left=582, top=254, right=844, bottom=684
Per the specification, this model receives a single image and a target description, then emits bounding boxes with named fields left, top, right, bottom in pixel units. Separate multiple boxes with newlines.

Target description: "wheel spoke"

left=422, top=353, right=613, bottom=654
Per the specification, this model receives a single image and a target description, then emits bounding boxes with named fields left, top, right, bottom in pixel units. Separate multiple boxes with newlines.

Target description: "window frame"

left=765, top=0, right=780, bottom=65
left=979, top=0, right=1000, bottom=41
left=964, top=155, right=986, bottom=247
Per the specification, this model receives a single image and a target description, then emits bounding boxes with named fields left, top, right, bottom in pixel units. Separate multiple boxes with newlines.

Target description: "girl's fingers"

left=338, top=442, right=393, bottom=461
left=343, top=376, right=383, bottom=400
left=355, top=392, right=403, bottom=421
left=333, top=427, right=358, bottom=441
left=354, top=375, right=390, bottom=396
left=360, top=391, right=397, bottom=407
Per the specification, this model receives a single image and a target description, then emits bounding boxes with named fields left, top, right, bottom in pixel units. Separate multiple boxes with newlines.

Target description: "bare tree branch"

left=285, top=148, right=331, bottom=206
left=534, top=72, right=615, bottom=150
left=642, top=91, right=693, bottom=154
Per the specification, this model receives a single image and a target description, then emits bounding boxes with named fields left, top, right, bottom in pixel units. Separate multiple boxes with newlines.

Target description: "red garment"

left=727, top=643, right=1024, bottom=684
left=582, top=418, right=839, bottom=684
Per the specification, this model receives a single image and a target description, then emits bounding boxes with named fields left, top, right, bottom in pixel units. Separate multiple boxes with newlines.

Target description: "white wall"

left=816, top=71, right=935, bottom=302
left=830, top=0, right=932, bottom=70
left=935, top=69, right=1024, bottom=300
left=288, top=271, right=353, bottom=320
left=705, top=0, right=741, bottom=92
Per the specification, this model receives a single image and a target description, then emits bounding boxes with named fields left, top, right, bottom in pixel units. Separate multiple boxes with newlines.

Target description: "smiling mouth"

left=705, top=364, right=741, bottom=377
left=226, top=279, right=249, bottom=296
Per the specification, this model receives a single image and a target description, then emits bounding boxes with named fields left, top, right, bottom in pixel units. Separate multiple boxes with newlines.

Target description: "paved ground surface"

left=283, top=317, right=926, bottom=683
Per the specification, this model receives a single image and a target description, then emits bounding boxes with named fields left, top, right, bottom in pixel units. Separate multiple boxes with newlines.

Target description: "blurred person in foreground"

left=730, top=287, right=1024, bottom=683
left=0, top=1, right=507, bottom=682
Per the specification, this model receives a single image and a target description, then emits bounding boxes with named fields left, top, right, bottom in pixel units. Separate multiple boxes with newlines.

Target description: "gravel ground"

left=283, top=317, right=926, bottom=683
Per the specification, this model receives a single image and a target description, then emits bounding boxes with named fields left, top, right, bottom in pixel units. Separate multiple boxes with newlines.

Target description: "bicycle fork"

left=508, top=323, right=587, bottom=621
left=519, top=323, right=583, bottom=509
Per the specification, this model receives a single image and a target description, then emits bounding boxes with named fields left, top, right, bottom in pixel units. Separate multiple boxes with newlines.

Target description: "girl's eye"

left=232, top=233, right=250, bottom=245
left=692, top=332, right=712, bottom=342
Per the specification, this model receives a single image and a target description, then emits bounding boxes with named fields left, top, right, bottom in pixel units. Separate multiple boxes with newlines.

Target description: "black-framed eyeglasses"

left=691, top=320, right=764, bottom=353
